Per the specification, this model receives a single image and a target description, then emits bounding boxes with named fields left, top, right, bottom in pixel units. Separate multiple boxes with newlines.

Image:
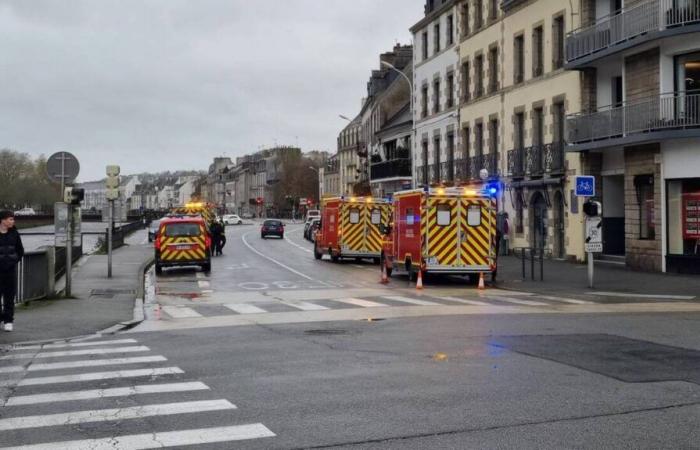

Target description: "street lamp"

left=339, top=114, right=352, bottom=122
left=380, top=61, right=413, bottom=116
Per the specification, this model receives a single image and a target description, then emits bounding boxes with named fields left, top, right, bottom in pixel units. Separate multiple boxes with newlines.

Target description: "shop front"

left=667, top=178, right=700, bottom=273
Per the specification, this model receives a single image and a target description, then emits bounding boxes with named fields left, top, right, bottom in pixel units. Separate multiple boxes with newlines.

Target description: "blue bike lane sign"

left=575, top=176, right=595, bottom=197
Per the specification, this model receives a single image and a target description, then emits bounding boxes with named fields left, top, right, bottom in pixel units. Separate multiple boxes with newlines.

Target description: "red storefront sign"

left=682, top=193, right=700, bottom=239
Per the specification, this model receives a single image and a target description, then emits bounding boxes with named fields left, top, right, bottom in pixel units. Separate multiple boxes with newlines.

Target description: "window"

left=612, top=76, right=623, bottom=107
left=437, top=205, right=451, bottom=226
left=349, top=208, right=360, bottom=224
left=371, top=209, right=381, bottom=225
left=434, top=23, right=441, bottom=54
left=165, top=223, right=201, bottom=237
left=422, top=140, right=429, bottom=184
left=515, top=189, right=524, bottom=233
left=488, top=46, right=498, bottom=93
left=488, top=0, right=498, bottom=21
left=667, top=178, right=700, bottom=257
left=447, top=72, right=455, bottom=108
left=433, top=135, right=441, bottom=181
left=474, top=0, right=483, bottom=29
left=489, top=118, right=498, bottom=156
left=446, top=133, right=455, bottom=182
left=533, top=26, right=544, bottom=77
left=447, top=15, right=454, bottom=46
left=553, top=15, right=565, bottom=69
left=474, top=54, right=484, bottom=97
left=422, top=84, right=429, bottom=118
left=514, top=35, right=524, bottom=84
left=475, top=122, right=484, bottom=156
left=635, top=175, right=655, bottom=240
left=468, top=205, right=482, bottom=226
left=533, top=107, right=544, bottom=147
left=461, top=61, right=471, bottom=101
left=406, top=208, right=415, bottom=226
left=462, top=126, right=471, bottom=157
left=515, top=111, right=525, bottom=149
left=433, top=78, right=441, bottom=113
left=422, top=32, right=428, bottom=60
left=552, top=101, right=565, bottom=144
left=460, top=2, right=470, bottom=37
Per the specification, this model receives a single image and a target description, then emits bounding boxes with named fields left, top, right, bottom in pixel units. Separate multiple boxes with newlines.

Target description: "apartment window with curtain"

left=422, top=32, right=428, bottom=60
left=460, top=2, right=470, bottom=37
left=488, top=46, right=498, bottom=93
left=447, top=15, right=454, bottom=46
left=533, top=25, right=544, bottom=77
left=474, top=54, right=484, bottom=97
left=514, top=34, right=524, bottom=84
left=553, top=15, right=565, bottom=69
left=461, top=61, right=471, bottom=102
left=422, top=84, right=428, bottom=118
left=474, top=0, right=483, bottom=29
left=433, top=78, right=441, bottom=114
left=447, top=71, right=455, bottom=108
left=434, top=23, right=441, bottom=54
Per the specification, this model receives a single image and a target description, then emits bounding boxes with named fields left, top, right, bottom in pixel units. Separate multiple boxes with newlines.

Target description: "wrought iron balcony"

left=454, top=158, right=470, bottom=182
left=567, top=90, right=700, bottom=150
left=468, top=153, right=499, bottom=180
left=370, top=158, right=411, bottom=181
left=566, top=0, right=700, bottom=66
left=427, top=164, right=439, bottom=184
left=440, top=160, right=455, bottom=183
left=507, top=148, right=525, bottom=178
left=416, top=165, right=428, bottom=186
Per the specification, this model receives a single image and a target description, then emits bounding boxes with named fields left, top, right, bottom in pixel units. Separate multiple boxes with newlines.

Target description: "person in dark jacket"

left=0, top=210, right=24, bottom=332
left=209, top=221, right=223, bottom=256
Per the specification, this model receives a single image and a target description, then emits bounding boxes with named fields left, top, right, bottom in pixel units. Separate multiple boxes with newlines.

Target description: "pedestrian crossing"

left=156, top=292, right=600, bottom=320
left=0, top=337, right=275, bottom=449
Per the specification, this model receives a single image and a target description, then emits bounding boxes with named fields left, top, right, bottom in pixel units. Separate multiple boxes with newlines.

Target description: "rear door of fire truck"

left=424, top=193, right=461, bottom=268
left=393, top=192, right=421, bottom=273
left=340, top=201, right=366, bottom=255
left=459, top=195, right=496, bottom=272
left=364, top=203, right=388, bottom=256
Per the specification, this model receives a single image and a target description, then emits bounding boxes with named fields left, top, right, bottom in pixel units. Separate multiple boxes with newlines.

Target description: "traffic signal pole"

left=108, top=199, right=113, bottom=278
left=66, top=203, right=73, bottom=297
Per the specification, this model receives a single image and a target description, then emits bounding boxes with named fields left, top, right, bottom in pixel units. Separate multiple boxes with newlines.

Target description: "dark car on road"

left=261, top=219, right=284, bottom=239
left=148, top=219, right=161, bottom=242
left=305, top=218, right=320, bottom=241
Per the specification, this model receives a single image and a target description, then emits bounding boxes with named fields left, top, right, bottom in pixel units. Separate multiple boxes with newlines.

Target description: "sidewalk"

left=0, top=230, right=153, bottom=345
left=496, top=254, right=700, bottom=300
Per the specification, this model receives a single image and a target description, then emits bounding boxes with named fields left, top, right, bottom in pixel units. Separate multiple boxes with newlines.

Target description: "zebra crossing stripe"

left=381, top=296, right=441, bottom=306
left=1, top=346, right=151, bottom=360
left=434, top=296, right=490, bottom=306
left=331, top=298, right=388, bottom=308
left=486, top=296, right=549, bottom=306
left=5, top=382, right=210, bottom=406
left=1, top=367, right=185, bottom=387
left=15, top=339, right=139, bottom=351
left=224, top=304, right=268, bottom=314
left=161, top=306, right=203, bottom=318
left=540, top=296, right=594, bottom=305
left=0, top=356, right=167, bottom=374
left=0, top=399, right=236, bottom=431
left=280, top=301, right=329, bottom=311
left=0, top=423, right=275, bottom=449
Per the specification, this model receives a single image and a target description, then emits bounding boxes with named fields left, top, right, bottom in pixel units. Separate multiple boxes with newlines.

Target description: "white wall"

left=663, top=139, right=700, bottom=179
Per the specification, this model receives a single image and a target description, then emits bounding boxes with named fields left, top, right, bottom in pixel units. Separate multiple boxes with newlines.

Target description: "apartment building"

left=337, top=116, right=362, bottom=195
left=566, top=0, right=700, bottom=273
left=411, top=0, right=461, bottom=187
left=457, top=0, right=586, bottom=261
left=323, top=154, right=340, bottom=196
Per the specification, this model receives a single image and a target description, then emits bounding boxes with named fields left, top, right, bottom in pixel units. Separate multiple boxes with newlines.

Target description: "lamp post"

left=380, top=61, right=413, bottom=116
left=381, top=60, right=416, bottom=189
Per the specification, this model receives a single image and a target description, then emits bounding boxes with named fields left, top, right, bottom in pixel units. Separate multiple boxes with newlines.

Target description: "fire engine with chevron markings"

left=314, top=196, right=392, bottom=263
left=381, top=185, right=499, bottom=281
left=154, top=215, right=212, bottom=274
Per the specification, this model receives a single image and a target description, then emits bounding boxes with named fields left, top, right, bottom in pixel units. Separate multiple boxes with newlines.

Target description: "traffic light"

left=105, top=165, right=120, bottom=200
left=64, top=187, right=85, bottom=205
left=583, top=200, right=602, bottom=217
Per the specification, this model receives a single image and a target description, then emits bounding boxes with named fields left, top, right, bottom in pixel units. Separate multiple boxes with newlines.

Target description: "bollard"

left=539, top=246, right=544, bottom=281
left=521, top=247, right=526, bottom=280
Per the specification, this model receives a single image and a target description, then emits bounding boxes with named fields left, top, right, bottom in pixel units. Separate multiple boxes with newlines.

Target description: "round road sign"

left=46, top=152, right=80, bottom=184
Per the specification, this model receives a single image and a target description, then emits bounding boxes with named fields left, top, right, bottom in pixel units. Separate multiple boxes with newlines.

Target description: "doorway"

left=530, top=191, right=548, bottom=250
left=553, top=191, right=565, bottom=258
left=602, top=175, right=625, bottom=255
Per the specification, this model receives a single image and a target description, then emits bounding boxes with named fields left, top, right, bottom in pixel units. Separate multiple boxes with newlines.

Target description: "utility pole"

left=105, top=165, right=121, bottom=279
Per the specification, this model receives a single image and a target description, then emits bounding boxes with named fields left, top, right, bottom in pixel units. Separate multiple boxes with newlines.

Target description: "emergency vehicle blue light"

left=488, top=187, right=498, bottom=195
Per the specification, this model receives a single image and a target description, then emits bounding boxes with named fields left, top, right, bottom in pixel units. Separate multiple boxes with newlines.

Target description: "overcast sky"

left=0, top=0, right=422, bottom=181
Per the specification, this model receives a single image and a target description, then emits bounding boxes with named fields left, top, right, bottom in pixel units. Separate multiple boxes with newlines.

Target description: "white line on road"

left=161, top=306, right=203, bottom=318
left=0, top=399, right=236, bottom=431
left=280, top=301, right=329, bottom=311
left=284, top=229, right=313, bottom=254
left=381, top=296, right=441, bottom=306
left=485, top=296, right=548, bottom=306
left=591, top=291, right=696, bottom=300
left=2, top=424, right=276, bottom=450
left=14, top=339, right=139, bottom=351
left=242, top=231, right=314, bottom=280
left=0, top=355, right=168, bottom=374
left=1, top=367, right=184, bottom=387
left=6, top=382, right=210, bottom=406
left=540, top=296, right=594, bottom=305
left=1, top=346, right=151, bottom=360
left=434, top=296, right=490, bottom=306
left=198, top=280, right=211, bottom=289
left=330, top=298, right=388, bottom=308
left=224, top=304, right=268, bottom=314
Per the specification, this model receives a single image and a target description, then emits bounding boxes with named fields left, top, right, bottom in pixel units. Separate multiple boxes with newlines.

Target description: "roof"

left=161, top=215, right=206, bottom=224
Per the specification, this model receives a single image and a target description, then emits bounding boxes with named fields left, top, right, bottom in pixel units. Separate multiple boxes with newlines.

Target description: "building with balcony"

left=323, top=154, right=340, bottom=197
left=457, top=0, right=586, bottom=261
left=565, top=0, right=700, bottom=273
left=371, top=104, right=413, bottom=197
left=337, top=115, right=362, bottom=196
left=411, top=0, right=461, bottom=188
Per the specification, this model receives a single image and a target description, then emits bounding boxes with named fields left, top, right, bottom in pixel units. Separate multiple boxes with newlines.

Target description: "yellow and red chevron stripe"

left=460, top=199, right=491, bottom=267
left=340, top=205, right=365, bottom=252
left=426, top=198, right=459, bottom=266
left=158, top=225, right=208, bottom=262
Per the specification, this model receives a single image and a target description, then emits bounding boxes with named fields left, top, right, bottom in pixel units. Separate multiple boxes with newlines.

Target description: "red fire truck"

left=314, top=196, right=391, bottom=263
left=381, top=185, right=499, bottom=281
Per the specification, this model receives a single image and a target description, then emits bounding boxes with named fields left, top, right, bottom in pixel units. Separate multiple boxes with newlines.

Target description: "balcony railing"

left=567, top=90, right=700, bottom=145
left=566, top=0, right=700, bottom=63
left=468, top=153, right=499, bottom=180
left=428, top=164, right=439, bottom=184
left=440, top=160, right=455, bottom=183
left=454, top=158, right=470, bottom=182
left=370, top=158, right=411, bottom=181
left=416, top=165, right=428, bottom=186
left=507, top=148, right=525, bottom=177
left=508, top=144, right=565, bottom=177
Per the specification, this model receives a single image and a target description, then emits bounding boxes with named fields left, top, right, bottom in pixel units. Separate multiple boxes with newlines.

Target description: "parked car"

left=154, top=216, right=211, bottom=274
left=222, top=214, right=243, bottom=225
left=261, top=219, right=284, bottom=239
left=309, top=219, right=321, bottom=242
left=306, top=209, right=320, bottom=221
left=304, top=218, right=320, bottom=241
left=148, top=219, right=162, bottom=242
left=14, top=207, right=36, bottom=216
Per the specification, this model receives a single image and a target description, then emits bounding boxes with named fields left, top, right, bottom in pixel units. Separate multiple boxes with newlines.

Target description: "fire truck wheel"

left=491, top=270, right=497, bottom=283
left=155, top=263, right=162, bottom=275
left=330, top=252, right=340, bottom=263
left=313, top=243, right=323, bottom=260
left=372, top=257, right=380, bottom=264
left=202, top=263, right=211, bottom=274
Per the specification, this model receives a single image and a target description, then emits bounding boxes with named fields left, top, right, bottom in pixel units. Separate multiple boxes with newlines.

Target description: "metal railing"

left=416, top=165, right=428, bottom=186
left=454, top=158, right=470, bottom=181
left=468, top=153, right=499, bottom=179
left=427, top=164, right=439, bottom=184
left=567, top=90, right=700, bottom=144
left=566, top=0, right=700, bottom=63
left=440, top=160, right=455, bottom=183
left=507, top=148, right=525, bottom=177
left=370, top=158, right=411, bottom=180
left=15, top=248, right=54, bottom=303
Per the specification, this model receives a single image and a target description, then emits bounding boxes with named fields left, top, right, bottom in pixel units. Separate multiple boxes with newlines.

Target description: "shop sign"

left=683, top=193, right=700, bottom=239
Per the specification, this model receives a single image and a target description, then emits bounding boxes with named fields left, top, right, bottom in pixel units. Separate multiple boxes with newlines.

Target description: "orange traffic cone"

left=380, top=262, right=388, bottom=284
left=478, top=272, right=485, bottom=290
left=416, top=270, right=424, bottom=290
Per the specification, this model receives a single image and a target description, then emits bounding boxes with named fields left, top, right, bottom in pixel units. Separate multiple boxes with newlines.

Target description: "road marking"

left=1, top=367, right=184, bottom=387
left=1, top=346, right=150, bottom=360
left=3, top=424, right=276, bottom=449
left=241, top=231, right=314, bottom=280
left=162, top=306, right=203, bottom=318
left=381, top=296, right=441, bottom=306
left=198, top=280, right=211, bottom=289
left=591, top=291, right=696, bottom=300
left=6, top=382, right=210, bottom=406
left=0, top=355, right=168, bottom=374
left=224, top=303, right=268, bottom=314
left=434, top=296, right=490, bottom=306
left=485, top=296, right=548, bottom=306
left=280, top=301, right=329, bottom=311
left=330, top=298, right=388, bottom=308
left=540, top=296, right=594, bottom=305
left=15, top=339, right=139, bottom=351
left=0, top=399, right=236, bottom=431
left=284, top=231, right=313, bottom=254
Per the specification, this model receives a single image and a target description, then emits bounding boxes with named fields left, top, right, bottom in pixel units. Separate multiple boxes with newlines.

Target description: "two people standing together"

left=0, top=210, right=24, bottom=332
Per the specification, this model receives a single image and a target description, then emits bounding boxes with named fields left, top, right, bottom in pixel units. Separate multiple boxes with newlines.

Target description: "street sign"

left=46, top=152, right=80, bottom=185
left=54, top=203, right=68, bottom=248
left=585, top=216, right=603, bottom=253
left=575, top=176, right=595, bottom=197
left=102, top=200, right=127, bottom=223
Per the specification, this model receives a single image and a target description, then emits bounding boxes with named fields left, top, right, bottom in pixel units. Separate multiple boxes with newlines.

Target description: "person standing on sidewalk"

left=0, top=210, right=24, bottom=332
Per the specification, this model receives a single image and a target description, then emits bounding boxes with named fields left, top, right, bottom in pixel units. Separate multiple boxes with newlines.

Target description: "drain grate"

left=304, top=329, right=349, bottom=336
left=90, top=289, right=136, bottom=298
